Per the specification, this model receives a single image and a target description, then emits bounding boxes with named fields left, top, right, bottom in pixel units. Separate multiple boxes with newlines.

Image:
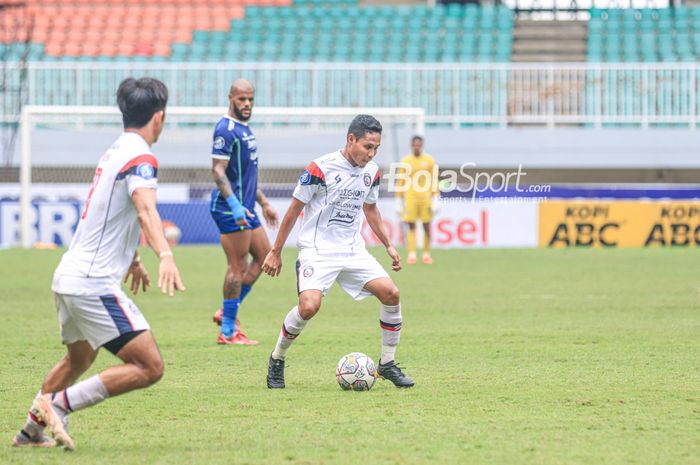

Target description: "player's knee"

left=142, top=359, right=164, bottom=387
left=383, top=286, right=400, bottom=306
left=225, top=268, right=244, bottom=287
left=298, top=299, right=321, bottom=320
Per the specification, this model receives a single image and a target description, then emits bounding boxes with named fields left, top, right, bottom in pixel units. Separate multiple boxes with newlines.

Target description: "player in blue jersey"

left=210, top=78, right=279, bottom=345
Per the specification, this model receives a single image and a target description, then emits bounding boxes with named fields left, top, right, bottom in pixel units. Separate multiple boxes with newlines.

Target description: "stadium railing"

left=3, top=62, right=700, bottom=128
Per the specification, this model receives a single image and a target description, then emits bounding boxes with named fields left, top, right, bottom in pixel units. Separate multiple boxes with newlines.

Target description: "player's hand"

left=262, top=250, right=283, bottom=277
left=158, top=255, right=186, bottom=297
left=124, top=261, right=150, bottom=295
left=386, top=246, right=402, bottom=272
left=262, top=203, right=279, bottom=229
left=235, top=208, right=254, bottom=227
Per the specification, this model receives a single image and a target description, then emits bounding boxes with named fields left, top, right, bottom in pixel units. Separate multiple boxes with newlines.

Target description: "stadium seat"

left=588, top=7, right=700, bottom=62
left=2, top=2, right=511, bottom=64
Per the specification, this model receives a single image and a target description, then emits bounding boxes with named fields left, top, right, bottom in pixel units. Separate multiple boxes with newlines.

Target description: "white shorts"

left=296, top=251, right=390, bottom=301
left=55, top=290, right=150, bottom=349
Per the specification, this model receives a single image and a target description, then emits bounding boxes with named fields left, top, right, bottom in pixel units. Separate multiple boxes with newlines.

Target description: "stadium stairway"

left=512, top=19, right=587, bottom=62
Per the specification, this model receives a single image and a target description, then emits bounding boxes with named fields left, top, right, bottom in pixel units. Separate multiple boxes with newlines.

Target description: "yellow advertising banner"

left=539, top=201, right=700, bottom=248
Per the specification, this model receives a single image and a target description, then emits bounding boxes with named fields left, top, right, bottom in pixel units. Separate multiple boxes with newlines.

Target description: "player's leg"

left=219, top=229, right=253, bottom=343
left=336, top=254, right=413, bottom=387
left=98, top=330, right=164, bottom=394
left=268, top=256, right=339, bottom=388
left=363, top=277, right=414, bottom=388
left=31, top=291, right=158, bottom=450
left=13, top=340, right=97, bottom=448
left=421, top=220, right=433, bottom=265
left=419, top=202, right=433, bottom=264
left=406, top=222, right=417, bottom=264
left=33, top=330, right=164, bottom=451
left=267, top=290, right=323, bottom=389
left=241, top=225, right=270, bottom=298
left=223, top=225, right=271, bottom=342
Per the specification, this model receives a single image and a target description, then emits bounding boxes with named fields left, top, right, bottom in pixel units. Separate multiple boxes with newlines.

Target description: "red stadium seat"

left=4, top=0, right=291, bottom=57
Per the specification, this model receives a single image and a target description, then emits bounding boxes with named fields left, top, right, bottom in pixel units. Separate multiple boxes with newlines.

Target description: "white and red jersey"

left=52, top=132, right=158, bottom=296
left=292, top=150, right=381, bottom=255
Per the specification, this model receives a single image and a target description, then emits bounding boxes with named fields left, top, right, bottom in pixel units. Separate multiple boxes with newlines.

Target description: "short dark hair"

left=411, top=135, right=424, bottom=143
left=116, top=77, right=168, bottom=129
left=347, top=114, right=382, bottom=140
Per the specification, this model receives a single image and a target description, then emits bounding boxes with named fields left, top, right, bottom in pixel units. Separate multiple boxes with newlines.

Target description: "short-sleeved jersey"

left=210, top=115, right=258, bottom=212
left=293, top=150, right=381, bottom=255
left=52, top=132, right=158, bottom=296
left=396, top=153, right=437, bottom=202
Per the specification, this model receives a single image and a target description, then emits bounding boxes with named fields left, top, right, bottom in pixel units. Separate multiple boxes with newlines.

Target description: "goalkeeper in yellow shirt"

left=395, top=136, right=439, bottom=265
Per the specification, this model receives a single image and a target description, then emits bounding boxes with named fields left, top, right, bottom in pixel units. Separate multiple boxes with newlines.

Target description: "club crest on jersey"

left=303, top=266, right=314, bottom=278
left=364, top=173, right=372, bottom=187
left=136, top=163, right=155, bottom=179
left=214, top=136, right=226, bottom=150
left=299, top=171, right=311, bottom=185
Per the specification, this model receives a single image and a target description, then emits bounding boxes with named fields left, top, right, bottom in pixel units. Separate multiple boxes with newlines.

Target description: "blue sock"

left=221, top=298, right=240, bottom=337
left=240, top=284, right=252, bottom=303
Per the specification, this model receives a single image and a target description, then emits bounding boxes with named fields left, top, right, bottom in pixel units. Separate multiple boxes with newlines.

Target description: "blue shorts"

left=211, top=208, right=262, bottom=234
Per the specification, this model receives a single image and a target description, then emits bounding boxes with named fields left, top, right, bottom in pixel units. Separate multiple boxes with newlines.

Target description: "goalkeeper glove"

left=431, top=194, right=440, bottom=215
left=225, top=195, right=247, bottom=221
left=395, top=197, right=404, bottom=215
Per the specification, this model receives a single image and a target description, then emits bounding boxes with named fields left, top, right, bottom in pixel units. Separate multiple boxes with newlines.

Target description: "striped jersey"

left=52, top=132, right=158, bottom=296
left=293, top=150, right=381, bottom=255
left=210, top=115, right=258, bottom=212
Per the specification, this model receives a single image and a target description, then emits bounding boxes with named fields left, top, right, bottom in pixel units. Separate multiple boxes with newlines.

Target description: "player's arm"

left=262, top=198, right=306, bottom=277
left=364, top=202, right=401, bottom=272
left=256, top=187, right=279, bottom=228
left=394, top=159, right=408, bottom=214
left=430, top=158, right=440, bottom=215
left=211, top=158, right=249, bottom=227
left=132, top=188, right=186, bottom=296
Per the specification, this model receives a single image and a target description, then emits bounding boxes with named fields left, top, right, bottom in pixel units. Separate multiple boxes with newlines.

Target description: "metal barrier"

left=2, top=62, right=700, bottom=128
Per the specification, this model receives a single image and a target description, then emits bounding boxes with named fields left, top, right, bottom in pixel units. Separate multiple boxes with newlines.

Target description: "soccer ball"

left=336, top=352, right=376, bottom=391
left=162, top=220, right=181, bottom=246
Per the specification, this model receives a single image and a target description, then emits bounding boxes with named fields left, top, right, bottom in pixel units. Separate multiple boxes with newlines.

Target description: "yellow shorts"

left=402, top=200, right=432, bottom=223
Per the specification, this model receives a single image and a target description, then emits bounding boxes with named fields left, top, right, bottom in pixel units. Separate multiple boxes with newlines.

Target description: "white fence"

left=3, top=62, right=700, bottom=128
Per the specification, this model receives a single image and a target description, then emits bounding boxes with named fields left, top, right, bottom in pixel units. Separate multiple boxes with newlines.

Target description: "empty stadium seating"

left=588, top=7, right=700, bottom=62
left=0, top=1, right=512, bottom=62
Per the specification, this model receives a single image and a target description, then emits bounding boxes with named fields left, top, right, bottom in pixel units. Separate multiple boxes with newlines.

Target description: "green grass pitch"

left=0, top=246, right=698, bottom=465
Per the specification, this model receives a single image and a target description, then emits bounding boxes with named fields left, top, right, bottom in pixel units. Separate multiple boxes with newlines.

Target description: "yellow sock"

left=423, top=233, right=431, bottom=253
left=407, top=229, right=416, bottom=254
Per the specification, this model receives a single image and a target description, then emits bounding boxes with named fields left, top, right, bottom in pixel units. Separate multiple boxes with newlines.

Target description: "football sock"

left=423, top=233, right=431, bottom=253
left=380, top=303, right=402, bottom=364
left=52, top=375, right=109, bottom=412
left=221, top=298, right=240, bottom=337
left=407, top=229, right=416, bottom=254
left=239, top=284, right=252, bottom=303
left=22, top=391, right=45, bottom=437
left=271, top=306, right=308, bottom=360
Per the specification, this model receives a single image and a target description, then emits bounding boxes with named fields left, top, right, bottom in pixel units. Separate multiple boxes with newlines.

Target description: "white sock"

left=271, top=306, right=308, bottom=360
left=52, top=375, right=109, bottom=413
left=380, top=303, right=402, bottom=365
left=22, top=391, right=45, bottom=437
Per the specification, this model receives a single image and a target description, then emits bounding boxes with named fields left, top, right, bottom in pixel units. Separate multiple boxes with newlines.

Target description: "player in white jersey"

left=262, top=115, right=414, bottom=389
left=11, top=77, right=185, bottom=450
